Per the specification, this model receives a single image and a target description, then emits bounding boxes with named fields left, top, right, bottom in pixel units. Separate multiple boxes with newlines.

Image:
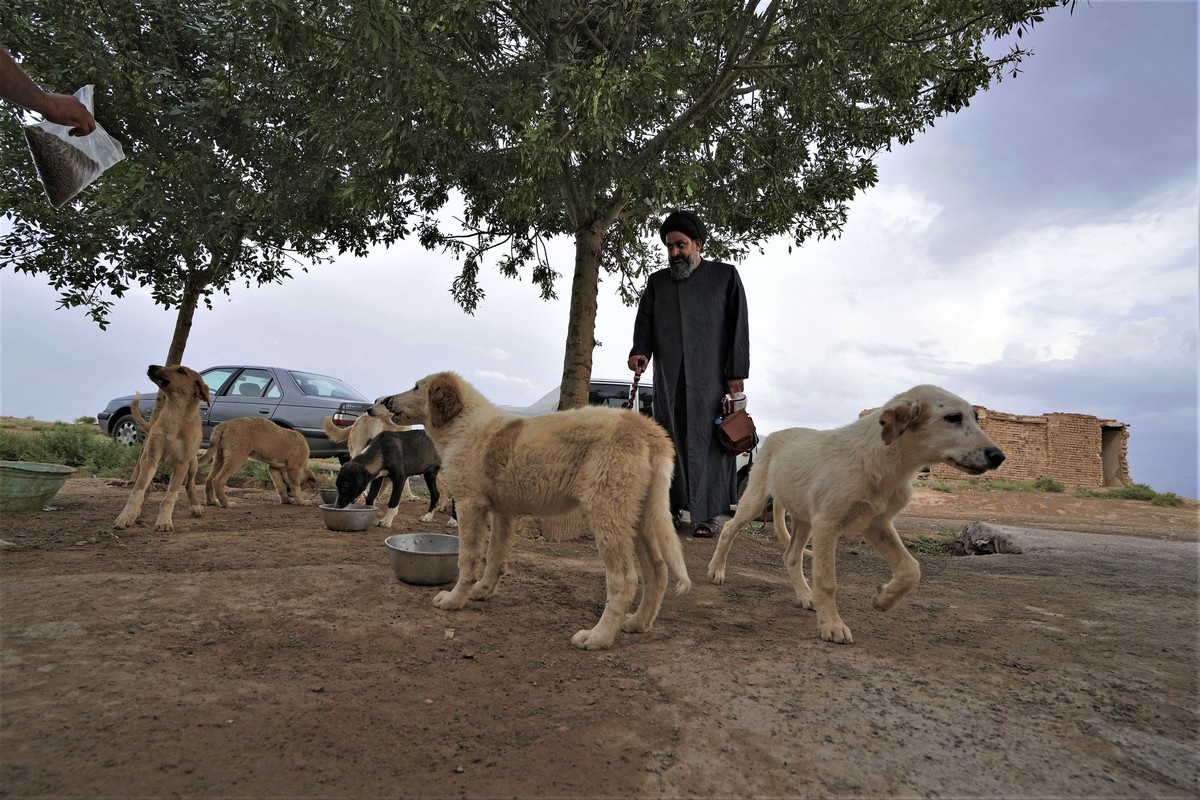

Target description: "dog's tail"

left=322, top=416, right=352, bottom=444
left=772, top=500, right=790, bottom=544
left=130, top=393, right=151, bottom=433
left=770, top=500, right=812, bottom=559
left=196, top=425, right=222, bottom=468
left=647, top=445, right=690, bottom=595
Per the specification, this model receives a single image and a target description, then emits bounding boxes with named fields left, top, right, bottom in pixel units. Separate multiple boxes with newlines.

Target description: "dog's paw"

left=432, top=590, right=467, bottom=610
left=622, top=614, right=653, bottom=634
left=571, top=627, right=616, bottom=650
left=707, top=563, right=727, bottom=584
left=374, top=519, right=394, bottom=528
left=794, top=593, right=815, bottom=610
left=419, top=512, right=434, bottom=523
left=153, top=520, right=175, bottom=533
left=445, top=518, right=459, bottom=528
left=189, top=504, right=205, bottom=517
left=112, top=516, right=133, bottom=531
left=873, top=574, right=918, bottom=612
left=469, top=581, right=496, bottom=601
left=818, top=619, right=853, bottom=645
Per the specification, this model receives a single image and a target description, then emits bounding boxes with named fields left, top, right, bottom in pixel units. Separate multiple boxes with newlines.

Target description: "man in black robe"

left=628, top=210, right=750, bottom=537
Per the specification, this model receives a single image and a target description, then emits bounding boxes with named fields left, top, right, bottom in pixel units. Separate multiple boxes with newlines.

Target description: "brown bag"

left=716, top=408, right=759, bottom=454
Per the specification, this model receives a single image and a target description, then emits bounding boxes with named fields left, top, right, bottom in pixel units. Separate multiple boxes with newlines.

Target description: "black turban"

left=659, top=210, right=707, bottom=244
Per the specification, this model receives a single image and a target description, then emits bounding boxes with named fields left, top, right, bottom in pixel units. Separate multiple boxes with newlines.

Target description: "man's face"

left=664, top=232, right=701, bottom=278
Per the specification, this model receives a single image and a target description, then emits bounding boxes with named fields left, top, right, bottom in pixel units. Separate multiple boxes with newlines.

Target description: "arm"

left=0, top=47, right=96, bottom=136
left=628, top=278, right=657, bottom=375
left=724, top=266, right=750, bottom=395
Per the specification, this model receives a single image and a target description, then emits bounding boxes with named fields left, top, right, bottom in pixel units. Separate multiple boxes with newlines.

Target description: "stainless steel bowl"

left=384, top=532, right=460, bottom=585
left=318, top=487, right=339, bottom=505
left=319, top=503, right=378, bottom=532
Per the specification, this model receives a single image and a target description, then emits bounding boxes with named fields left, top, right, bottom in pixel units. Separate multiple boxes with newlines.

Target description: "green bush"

left=1072, top=483, right=1184, bottom=506
left=1031, top=476, right=1065, bottom=493
left=0, top=423, right=140, bottom=478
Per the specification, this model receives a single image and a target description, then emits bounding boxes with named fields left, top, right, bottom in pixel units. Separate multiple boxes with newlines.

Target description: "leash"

left=627, top=370, right=642, bottom=410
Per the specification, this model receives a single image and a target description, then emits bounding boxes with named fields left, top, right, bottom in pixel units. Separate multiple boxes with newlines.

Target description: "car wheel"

left=110, top=414, right=144, bottom=446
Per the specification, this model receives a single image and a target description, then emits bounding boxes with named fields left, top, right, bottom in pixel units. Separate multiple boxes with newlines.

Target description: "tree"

left=0, top=0, right=412, bottom=364
left=302, top=0, right=1065, bottom=408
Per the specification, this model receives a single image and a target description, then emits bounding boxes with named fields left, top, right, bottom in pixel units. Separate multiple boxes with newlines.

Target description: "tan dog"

left=322, top=414, right=419, bottom=502
left=371, top=371, right=690, bottom=650
left=114, top=364, right=211, bottom=532
left=708, top=385, right=1006, bottom=645
left=199, top=417, right=319, bottom=507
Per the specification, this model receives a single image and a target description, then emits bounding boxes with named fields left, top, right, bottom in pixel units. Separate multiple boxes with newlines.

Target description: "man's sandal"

left=692, top=521, right=716, bottom=538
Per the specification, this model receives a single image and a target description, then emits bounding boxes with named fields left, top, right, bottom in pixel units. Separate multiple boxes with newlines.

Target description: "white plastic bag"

left=22, top=85, right=125, bottom=208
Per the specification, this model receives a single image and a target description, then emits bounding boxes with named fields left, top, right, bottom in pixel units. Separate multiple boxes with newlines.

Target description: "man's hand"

left=726, top=379, right=744, bottom=395
left=39, top=92, right=96, bottom=136
left=628, top=355, right=648, bottom=375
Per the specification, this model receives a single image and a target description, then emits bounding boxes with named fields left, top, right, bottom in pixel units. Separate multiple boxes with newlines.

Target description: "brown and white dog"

left=708, top=385, right=1006, bottom=644
left=370, top=371, right=690, bottom=650
left=114, top=364, right=211, bottom=532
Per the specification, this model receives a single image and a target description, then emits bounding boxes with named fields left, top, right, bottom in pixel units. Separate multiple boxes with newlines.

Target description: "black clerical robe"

left=630, top=259, right=750, bottom=523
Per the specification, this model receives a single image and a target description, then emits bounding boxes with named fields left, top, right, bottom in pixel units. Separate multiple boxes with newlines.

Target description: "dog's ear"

left=427, top=375, right=464, bottom=428
left=879, top=401, right=924, bottom=444
left=194, top=377, right=212, bottom=405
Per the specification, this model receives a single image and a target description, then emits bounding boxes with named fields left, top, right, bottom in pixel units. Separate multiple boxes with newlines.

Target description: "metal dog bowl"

left=318, top=487, right=339, bottom=505
left=0, top=460, right=77, bottom=513
left=384, top=532, right=460, bottom=585
left=319, top=503, right=378, bottom=532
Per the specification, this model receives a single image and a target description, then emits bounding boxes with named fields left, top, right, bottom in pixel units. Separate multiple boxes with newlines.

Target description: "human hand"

left=628, top=355, right=648, bottom=375
left=38, top=92, right=96, bottom=136
left=726, top=378, right=744, bottom=395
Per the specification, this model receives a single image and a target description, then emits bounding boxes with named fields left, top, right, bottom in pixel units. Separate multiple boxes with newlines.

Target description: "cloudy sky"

left=2, top=1, right=1197, bottom=498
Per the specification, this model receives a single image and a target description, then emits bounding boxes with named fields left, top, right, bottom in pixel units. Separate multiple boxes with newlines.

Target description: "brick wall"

left=861, top=406, right=1132, bottom=488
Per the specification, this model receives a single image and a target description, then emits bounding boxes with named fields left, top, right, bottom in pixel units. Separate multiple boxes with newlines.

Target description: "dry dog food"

left=23, top=125, right=102, bottom=207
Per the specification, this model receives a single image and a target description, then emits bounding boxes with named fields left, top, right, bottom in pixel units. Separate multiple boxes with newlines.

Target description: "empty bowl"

left=318, top=487, right=339, bottom=505
left=384, top=532, right=460, bottom=585
left=0, top=461, right=77, bottom=513
left=319, top=503, right=378, bottom=532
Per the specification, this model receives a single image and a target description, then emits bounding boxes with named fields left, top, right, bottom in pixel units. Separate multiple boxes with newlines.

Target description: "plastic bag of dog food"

left=22, top=85, right=125, bottom=208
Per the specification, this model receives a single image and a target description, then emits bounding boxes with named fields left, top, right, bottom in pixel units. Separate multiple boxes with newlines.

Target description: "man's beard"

left=668, top=252, right=700, bottom=281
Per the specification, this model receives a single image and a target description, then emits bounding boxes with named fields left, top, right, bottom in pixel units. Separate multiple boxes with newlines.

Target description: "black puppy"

left=335, top=430, right=449, bottom=528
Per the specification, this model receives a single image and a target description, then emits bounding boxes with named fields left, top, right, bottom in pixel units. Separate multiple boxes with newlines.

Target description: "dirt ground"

left=2, top=477, right=1197, bottom=799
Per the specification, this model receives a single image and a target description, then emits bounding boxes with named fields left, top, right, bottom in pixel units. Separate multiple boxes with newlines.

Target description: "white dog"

left=371, top=371, right=690, bottom=650
left=708, top=385, right=1005, bottom=645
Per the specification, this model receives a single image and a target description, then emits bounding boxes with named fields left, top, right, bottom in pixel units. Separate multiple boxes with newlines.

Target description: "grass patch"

left=905, top=534, right=958, bottom=555
left=926, top=480, right=955, bottom=493
left=977, top=477, right=1024, bottom=491
left=1073, top=483, right=1185, bottom=507
left=0, top=422, right=140, bottom=478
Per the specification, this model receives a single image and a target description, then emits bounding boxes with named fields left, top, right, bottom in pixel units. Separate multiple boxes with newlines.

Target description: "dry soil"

left=1, top=478, right=1197, bottom=799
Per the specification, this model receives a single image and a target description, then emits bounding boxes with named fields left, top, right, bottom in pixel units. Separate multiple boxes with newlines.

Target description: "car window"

left=201, top=367, right=238, bottom=398
left=290, top=371, right=367, bottom=401
left=588, top=383, right=631, bottom=409
left=636, top=388, right=654, bottom=418
left=228, top=369, right=273, bottom=398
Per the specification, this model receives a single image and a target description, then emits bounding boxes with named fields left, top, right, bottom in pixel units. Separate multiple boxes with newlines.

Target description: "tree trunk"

left=165, top=277, right=203, bottom=366
left=557, top=225, right=605, bottom=410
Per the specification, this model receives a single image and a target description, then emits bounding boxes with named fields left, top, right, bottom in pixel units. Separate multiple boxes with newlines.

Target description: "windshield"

left=289, top=371, right=368, bottom=401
